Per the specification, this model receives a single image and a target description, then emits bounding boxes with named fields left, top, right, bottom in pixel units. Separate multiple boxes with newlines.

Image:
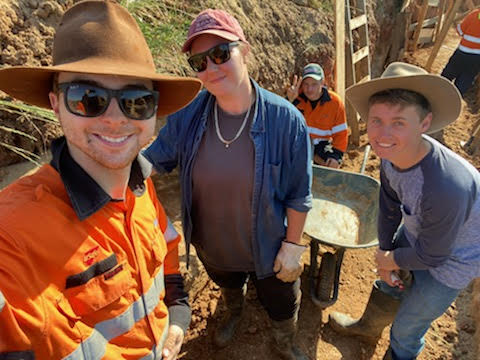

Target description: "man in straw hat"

left=328, top=62, right=480, bottom=359
left=0, top=1, right=201, bottom=359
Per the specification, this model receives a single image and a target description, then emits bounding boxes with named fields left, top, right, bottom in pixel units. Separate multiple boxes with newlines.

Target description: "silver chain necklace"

left=214, top=100, right=251, bottom=148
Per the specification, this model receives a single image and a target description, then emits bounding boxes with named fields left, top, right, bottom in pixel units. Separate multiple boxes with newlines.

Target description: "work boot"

left=213, top=287, right=245, bottom=347
left=382, top=346, right=416, bottom=360
left=328, top=284, right=401, bottom=344
left=271, top=317, right=309, bottom=360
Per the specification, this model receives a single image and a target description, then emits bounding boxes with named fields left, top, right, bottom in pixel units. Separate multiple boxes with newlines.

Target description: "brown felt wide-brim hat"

left=0, top=0, right=202, bottom=117
left=346, top=62, right=462, bottom=134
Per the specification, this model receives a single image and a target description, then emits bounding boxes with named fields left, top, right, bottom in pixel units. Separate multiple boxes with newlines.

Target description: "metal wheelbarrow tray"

left=304, top=164, right=380, bottom=308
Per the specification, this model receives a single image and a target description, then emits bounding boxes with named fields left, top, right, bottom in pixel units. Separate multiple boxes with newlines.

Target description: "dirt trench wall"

left=474, top=279, right=480, bottom=358
left=0, top=0, right=406, bottom=168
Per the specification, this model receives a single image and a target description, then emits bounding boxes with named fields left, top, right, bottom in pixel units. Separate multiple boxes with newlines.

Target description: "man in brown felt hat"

left=0, top=1, right=201, bottom=359
left=328, top=62, right=480, bottom=360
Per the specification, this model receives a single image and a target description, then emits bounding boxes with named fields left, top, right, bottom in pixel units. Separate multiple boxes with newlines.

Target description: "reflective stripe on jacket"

left=458, top=9, right=480, bottom=54
left=0, top=165, right=180, bottom=359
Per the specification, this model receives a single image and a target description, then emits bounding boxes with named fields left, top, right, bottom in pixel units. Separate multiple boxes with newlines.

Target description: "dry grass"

left=0, top=99, right=57, bottom=165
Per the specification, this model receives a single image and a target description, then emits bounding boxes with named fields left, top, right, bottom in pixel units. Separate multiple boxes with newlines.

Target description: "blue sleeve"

left=142, top=113, right=182, bottom=174
left=284, top=110, right=312, bottom=212
left=378, top=163, right=402, bottom=250
left=394, top=185, right=470, bottom=270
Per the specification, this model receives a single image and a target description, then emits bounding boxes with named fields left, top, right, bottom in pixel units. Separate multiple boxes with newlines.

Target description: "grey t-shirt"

left=379, top=135, right=480, bottom=289
left=191, top=100, right=256, bottom=271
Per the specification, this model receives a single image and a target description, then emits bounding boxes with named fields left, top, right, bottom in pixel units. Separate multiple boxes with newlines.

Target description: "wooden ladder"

left=345, top=0, right=371, bottom=146
left=408, top=0, right=448, bottom=52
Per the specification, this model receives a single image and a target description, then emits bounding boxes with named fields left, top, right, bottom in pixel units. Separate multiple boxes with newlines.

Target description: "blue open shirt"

left=143, top=80, right=312, bottom=279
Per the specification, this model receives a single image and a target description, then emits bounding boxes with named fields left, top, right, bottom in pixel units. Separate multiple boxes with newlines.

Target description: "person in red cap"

left=143, top=8, right=312, bottom=360
left=287, top=63, right=348, bottom=168
left=0, top=1, right=201, bottom=359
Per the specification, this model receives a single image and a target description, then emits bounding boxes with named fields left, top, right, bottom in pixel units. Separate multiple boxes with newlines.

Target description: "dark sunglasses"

left=187, top=41, right=240, bottom=73
left=57, top=82, right=159, bottom=120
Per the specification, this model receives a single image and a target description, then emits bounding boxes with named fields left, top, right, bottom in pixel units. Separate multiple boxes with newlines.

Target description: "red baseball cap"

left=182, top=9, right=249, bottom=53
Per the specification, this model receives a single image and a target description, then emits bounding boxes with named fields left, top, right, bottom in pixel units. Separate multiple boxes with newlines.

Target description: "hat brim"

left=0, top=61, right=202, bottom=117
left=346, top=73, right=462, bottom=134
left=302, top=74, right=323, bottom=81
left=182, top=30, right=241, bottom=53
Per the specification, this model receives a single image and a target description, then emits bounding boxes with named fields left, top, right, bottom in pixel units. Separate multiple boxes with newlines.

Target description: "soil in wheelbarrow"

left=305, top=181, right=377, bottom=248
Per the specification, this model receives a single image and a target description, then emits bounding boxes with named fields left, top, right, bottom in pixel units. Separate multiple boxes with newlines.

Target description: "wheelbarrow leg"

left=309, top=238, right=319, bottom=300
left=330, top=247, right=345, bottom=305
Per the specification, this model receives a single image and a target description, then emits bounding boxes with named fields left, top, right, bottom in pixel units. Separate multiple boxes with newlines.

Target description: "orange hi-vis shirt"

left=293, top=89, right=348, bottom=152
left=458, top=8, right=480, bottom=54
left=0, top=165, right=181, bottom=359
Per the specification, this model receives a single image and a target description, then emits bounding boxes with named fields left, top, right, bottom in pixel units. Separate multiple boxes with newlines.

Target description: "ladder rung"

left=408, top=16, right=439, bottom=31
left=352, top=46, right=369, bottom=64
left=349, top=15, right=367, bottom=30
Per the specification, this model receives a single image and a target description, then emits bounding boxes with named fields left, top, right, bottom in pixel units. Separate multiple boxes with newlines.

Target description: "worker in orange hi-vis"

left=287, top=63, right=348, bottom=168
left=441, top=7, right=480, bottom=96
left=0, top=1, right=202, bottom=359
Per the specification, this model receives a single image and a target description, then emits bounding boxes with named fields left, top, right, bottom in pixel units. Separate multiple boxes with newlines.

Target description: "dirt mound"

left=0, top=0, right=68, bottom=66
left=0, top=0, right=76, bottom=167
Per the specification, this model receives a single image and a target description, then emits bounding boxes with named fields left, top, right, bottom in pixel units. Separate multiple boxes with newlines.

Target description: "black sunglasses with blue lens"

left=58, top=82, right=159, bottom=120
left=187, top=41, right=240, bottom=73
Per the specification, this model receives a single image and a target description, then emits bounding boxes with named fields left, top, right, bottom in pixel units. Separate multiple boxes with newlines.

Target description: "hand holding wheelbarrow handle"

left=390, top=269, right=413, bottom=291
left=390, top=272, right=404, bottom=290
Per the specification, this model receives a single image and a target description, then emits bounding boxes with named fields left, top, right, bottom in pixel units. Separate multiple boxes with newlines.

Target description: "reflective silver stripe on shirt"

left=457, top=23, right=463, bottom=36
left=331, top=123, right=348, bottom=134
left=139, top=323, right=170, bottom=360
left=164, top=219, right=179, bottom=243
left=464, top=33, right=480, bottom=44
left=63, top=266, right=166, bottom=360
left=459, top=44, right=480, bottom=54
left=308, top=127, right=332, bottom=137
left=0, top=291, right=5, bottom=312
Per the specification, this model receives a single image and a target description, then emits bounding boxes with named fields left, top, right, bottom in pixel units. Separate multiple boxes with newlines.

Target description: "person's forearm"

left=165, top=274, right=191, bottom=332
left=285, top=208, right=308, bottom=244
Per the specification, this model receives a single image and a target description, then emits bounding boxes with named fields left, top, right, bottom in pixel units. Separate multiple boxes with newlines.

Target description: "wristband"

left=283, top=239, right=307, bottom=248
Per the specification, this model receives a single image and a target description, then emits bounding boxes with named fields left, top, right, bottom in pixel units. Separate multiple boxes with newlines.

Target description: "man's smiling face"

left=367, top=102, right=431, bottom=169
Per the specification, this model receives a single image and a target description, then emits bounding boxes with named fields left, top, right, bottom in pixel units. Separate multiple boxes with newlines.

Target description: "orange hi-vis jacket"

left=0, top=165, right=182, bottom=359
left=458, top=8, right=480, bottom=54
left=293, top=89, right=348, bottom=152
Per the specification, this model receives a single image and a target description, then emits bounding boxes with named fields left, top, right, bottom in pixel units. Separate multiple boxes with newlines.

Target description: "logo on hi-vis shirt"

left=83, top=246, right=99, bottom=266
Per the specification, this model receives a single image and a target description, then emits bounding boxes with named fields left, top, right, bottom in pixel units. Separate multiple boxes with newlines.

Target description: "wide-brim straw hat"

left=0, top=0, right=202, bottom=116
left=346, top=62, right=462, bottom=134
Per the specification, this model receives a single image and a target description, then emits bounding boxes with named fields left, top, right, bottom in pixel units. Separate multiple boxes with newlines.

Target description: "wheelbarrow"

left=304, top=148, right=380, bottom=309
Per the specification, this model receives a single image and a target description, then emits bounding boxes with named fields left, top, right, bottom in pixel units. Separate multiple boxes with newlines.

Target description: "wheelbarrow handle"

left=360, top=144, right=371, bottom=175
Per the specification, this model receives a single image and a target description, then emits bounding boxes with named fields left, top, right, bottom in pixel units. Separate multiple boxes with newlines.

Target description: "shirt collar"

left=49, top=137, right=152, bottom=220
